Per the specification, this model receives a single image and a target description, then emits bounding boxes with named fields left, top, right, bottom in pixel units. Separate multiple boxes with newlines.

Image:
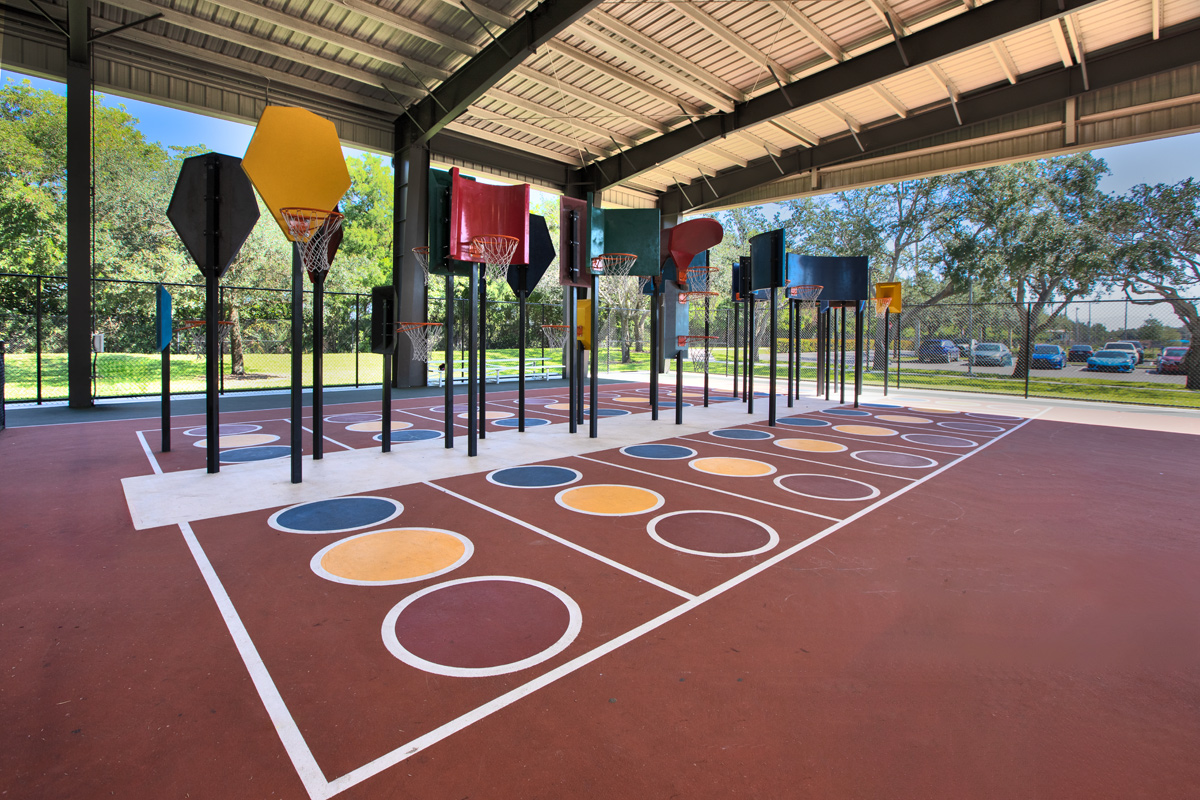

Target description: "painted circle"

left=655, top=400, right=693, bottom=408
left=711, top=429, right=774, bottom=440
left=544, top=402, right=573, bottom=410
left=430, top=404, right=472, bottom=413
left=821, top=408, right=871, bottom=417
left=493, top=417, right=551, bottom=428
left=183, top=423, right=261, bottom=437
left=776, top=417, right=831, bottom=428
left=325, top=413, right=380, bottom=424
left=219, top=445, right=290, bottom=463
left=487, top=465, right=582, bottom=489
left=851, top=450, right=939, bottom=469
left=938, top=421, right=1004, bottom=433
left=555, top=484, right=665, bottom=516
left=832, top=425, right=898, bottom=437
left=346, top=420, right=412, bottom=432
left=861, top=403, right=901, bottom=409
left=311, top=528, right=472, bottom=585
left=901, top=433, right=977, bottom=448
left=648, top=510, right=779, bottom=557
left=524, top=397, right=556, bottom=406
left=194, top=433, right=279, bottom=449
left=909, top=407, right=958, bottom=415
left=269, top=495, right=403, bottom=534
left=875, top=414, right=932, bottom=424
left=673, top=391, right=706, bottom=399
left=774, top=473, right=880, bottom=501
left=620, top=444, right=697, bottom=460
left=967, top=412, right=1023, bottom=422
left=375, top=429, right=444, bottom=443
left=382, top=576, right=582, bottom=677
left=614, top=396, right=650, bottom=404
left=690, top=457, right=776, bottom=477
left=775, top=438, right=847, bottom=453
left=587, top=408, right=631, bottom=417
left=457, top=411, right=514, bottom=420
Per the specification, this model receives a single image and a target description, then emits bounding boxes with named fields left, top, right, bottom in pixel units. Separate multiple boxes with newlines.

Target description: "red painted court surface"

left=3, top=383, right=1200, bottom=799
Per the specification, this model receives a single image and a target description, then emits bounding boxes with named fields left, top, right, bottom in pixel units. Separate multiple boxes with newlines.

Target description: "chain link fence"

left=2, top=272, right=1196, bottom=407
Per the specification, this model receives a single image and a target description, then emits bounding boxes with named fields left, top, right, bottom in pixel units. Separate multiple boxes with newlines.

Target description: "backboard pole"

left=704, top=295, right=710, bottom=407
left=883, top=308, right=890, bottom=396
left=479, top=279, right=487, bottom=442
left=161, top=334, right=170, bottom=453
left=769, top=287, right=777, bottom=427
left=787, top=298, right=794, bottom=408
left=467, top=263, right=479, bottom=457
left=840, top=306, right=847, bottom=406
left=290, top=245, right=303, bottom=483
left=567, top=286, right=577, bottom=435
left=204, top=154, right=220, bottom=475
left=444, top=274, right=455, bottom=448
left=747, top=295, right=755, bottom=416
left=313, top=273, right=324, bottom=459
left=854, top=301, right=864, bottom=407
left=589, top=276, right=599, bottom=439
left=649, top=279, right=659, bottom=421
left=382, top=348, right=392, bottom=454
left=675, top=349, right=684, bottom=425
left=732, top=297, right=739, bottom=401
left=518, top=267, right=527, bottom=432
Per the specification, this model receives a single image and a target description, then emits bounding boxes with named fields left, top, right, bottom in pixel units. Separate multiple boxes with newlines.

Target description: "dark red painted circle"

left=777, top=473, right=875, bottom=500
left=391, top=580, right=571, bottom=670
left=654, top=512, right=772, bottom=554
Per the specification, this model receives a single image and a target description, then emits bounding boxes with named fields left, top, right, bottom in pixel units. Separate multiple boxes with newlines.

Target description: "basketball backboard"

left=509, top=214, right=555, bottom=297
left=167, top=152, right=259, bottom=279
left=749, top=229, right=786, bottom=291
left=666, top=218, right=723, bottom=284
left=428, top=168, right=472, bottom=277
left=559, top=197, right=590, bottom=287
left=787, top=255, right=870, bottom=303
left=449, top=167, right=529, bottom=265
left=875, top=281, right=902, bottom=313
left=155, top=285, right=172, bottom=352
left=241, top=107, right=350, bottom=238
left=590, top=207, right=661, bottom=278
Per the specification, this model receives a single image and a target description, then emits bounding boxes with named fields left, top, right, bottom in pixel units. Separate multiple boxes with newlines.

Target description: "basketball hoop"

left=787, top=284, right=823, bottom=304
left=678, top=335, right=717, bottom=373
left=637, top=275, right=655, bottom=293
left=591, top=252, right=637, bottom=277
left=874, top=297, right=893, bottom=318
left=542, top=324, right=571, bottom=348
left=179, top=319, right=233, bottom=354
left=678, top=290, right=719, bottom=305
left=413, top=246, right=431, bottom=286
left=686, top=266, right=717, bottom=292
left=396, top=321, right=443, bottom=363
left=468, top=234, right=519, bottom=283
left=281, top=207, right=344, bottom=278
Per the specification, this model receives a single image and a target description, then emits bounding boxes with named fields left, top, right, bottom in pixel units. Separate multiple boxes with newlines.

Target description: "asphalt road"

left=897, top=358, right=1187, bottom=384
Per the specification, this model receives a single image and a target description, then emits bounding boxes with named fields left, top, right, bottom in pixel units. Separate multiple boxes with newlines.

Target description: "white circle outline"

left=218, top=445, right=291, bottom=464
left=688, top=456, right=778, bottom=477
left=184, top=423, right=261, bottom=437
left=193, top=432, right=280, bottom=449
left=374, top=429, right=445, bottom=443
left=456, top=411, right=515, bottom=420
left=586, top=408, right=632, bottom=417
left=900, top=433, right=977, bottom=448
left=773, top=438, right=848, bottom=454
left=937, top=421, right=1004, bottom=433
left=820, top=408, right=871, bottom=417
left=619, top=444, right=698, bottom=460
left=381, top=575, right=582, bottom=678
left=310, top=527, right=473, bottom=586
left=773, top=472, right=881, bottom=501
left=346, top=420, right=412, bottom=432
left=966, top=412, right=1023, bottom=422
left=268, top=495, right=404, bottom=534
left=874, top=414, right=933, bottom=425
left=710, top=428, right=775, bottom=441
left=554, top=484, right=666, bottom=516
left=831, top=424, right=899, bottom=437
left=325, top=413, right=381, bottom=424
left=493, top=417, right=551, bottom=428
left=775, top=417, right=832, bottom=429
left=647, top=510, right=779, bottom=558
left=850, top=450, right=939, bottom=469
left=486, top=465, right=582, bottom=489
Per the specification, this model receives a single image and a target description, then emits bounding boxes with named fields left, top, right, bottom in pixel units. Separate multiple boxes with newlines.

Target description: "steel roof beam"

left=657, top=23, right=1200, bottom=213
left=400, top=0, right=608, bottom=149
left=577, top=0, right=1111, bottom=193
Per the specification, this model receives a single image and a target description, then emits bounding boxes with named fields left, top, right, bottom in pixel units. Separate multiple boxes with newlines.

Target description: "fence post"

left=1024, top=302, right=1032, bottom=399
left=355, top=293, right=360, bottom=388
left=35, top=276, right=43, bottom=405
left=1, top=339, right=6, bottom=429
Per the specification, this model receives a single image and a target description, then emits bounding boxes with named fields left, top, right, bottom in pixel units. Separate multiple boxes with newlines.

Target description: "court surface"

left=3, top=379, right=1200, bottom=799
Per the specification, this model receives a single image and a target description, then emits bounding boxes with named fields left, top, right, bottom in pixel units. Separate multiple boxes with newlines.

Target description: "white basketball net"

left=283, top=209, right=344, bottom=278
left=542, top=325, right=571, bottom=348
left=874, top=297, right=893, bottom=318
left=470, top=235, right=519, bottom=284
left=592, top=253, right=636, bottom=277
left=413, top=246, right=431, bottom=286
left=689, top=345, right=712, bottom=372
left=400, top=323, right=443, bottom=362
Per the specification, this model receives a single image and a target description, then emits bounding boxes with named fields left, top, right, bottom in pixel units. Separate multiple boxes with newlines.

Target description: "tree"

left=943, top=154, right=1113, bottom=378
left=1108, top=179, right=1200, bottom=389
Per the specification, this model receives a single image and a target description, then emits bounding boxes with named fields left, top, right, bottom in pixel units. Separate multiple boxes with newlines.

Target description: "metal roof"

left=4, top=0, right=1200, bottom=210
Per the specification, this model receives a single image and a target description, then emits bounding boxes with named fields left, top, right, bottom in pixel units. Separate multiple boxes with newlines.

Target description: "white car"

left=1103, top=341, right=1142, bottom=365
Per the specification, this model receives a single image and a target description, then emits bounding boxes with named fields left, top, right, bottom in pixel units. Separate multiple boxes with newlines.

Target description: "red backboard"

left=449, top=167, right=530, bottom=265
left=667, top=218, right=723, bottom=284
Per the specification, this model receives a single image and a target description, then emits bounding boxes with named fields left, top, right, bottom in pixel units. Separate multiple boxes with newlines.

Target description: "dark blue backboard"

left=155, top=285, right=172, bottom=352
left=787, top=254, right=870, bottom=303
left=749, top=229, right=786, bottom=290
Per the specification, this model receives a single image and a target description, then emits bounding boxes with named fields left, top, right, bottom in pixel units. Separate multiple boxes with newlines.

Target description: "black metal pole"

left=381, top=349, right=392, bottom=454
left=444, top=274, right=455, bottom=448
left=883, top=308, right=890, bottom=396
left=747, top=297, right=755, bottom=415
left=354, top=293, right=360, bottom=388
left=824, top=310, right=831, bottom=401
left=650, top=280, right=659, bottom=420
left=787, top=298, right=794, bottom=408
left=732, top=298, right=739, bottom=401
left=468, top=265, right=479, bottom=456
left=479, top=278, right=487, bottom=440
left=290, top=245, right=303, bottom=483
left=313, top=274, right=324, bottom=460
left=675, top=351, right=684, bottom=425
left=35, top=277, right=43, bottom=405
left=219, top=285, right=225, bottom=395
left=854, top=302, right=864, bottom=408
left=568, top=286, right=578, bottom=434
left=839, top=306, right=847, bottom=405
left=204, top=155, right=221, bottom=474
left=518, top=268, right=527, bottom=432
left=161, top=340, right=170, bottom=452
left=703, top=298, right=710, bottom=407
left=768, top=289, right=777, bottom=425
left=590, top=275, right=599, bottom=439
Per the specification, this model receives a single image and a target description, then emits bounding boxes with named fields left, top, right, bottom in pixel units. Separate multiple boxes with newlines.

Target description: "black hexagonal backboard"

left=507, top=214, right=555, bottom=297
left=167, top=153, right=259, bottom=280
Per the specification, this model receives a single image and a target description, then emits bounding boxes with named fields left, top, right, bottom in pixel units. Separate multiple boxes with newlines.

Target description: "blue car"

left=1086, top=349, right=1135, bottom=373
left=1031, top=344, right=1067, bottom=369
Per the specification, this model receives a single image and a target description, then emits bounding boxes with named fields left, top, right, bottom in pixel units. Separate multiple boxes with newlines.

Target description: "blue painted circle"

left=185, top=423, right=262, bottom=437
left=822, top=408, right=871, bottom=416
left=711, top=429, right=773, bottom=440
left=374, top=429, right=443, bottom=443
left=587, top=408, right=630, bottom=417
left=270, top=496, right=403, bottom=534
left=487, top=465, right=581, bottom=489
left=776, top=417, right=831, bottom=427
left=493, top=418, right=551, bottom=428
left=655, top=401, right=693, bottom=408
left=621, top=444, right=697, bottom=460
left=219, top=445, right=290, bottom=463
left=707, top=396, right=738, bottom=402
left=861, top=403, right=901, bottom=409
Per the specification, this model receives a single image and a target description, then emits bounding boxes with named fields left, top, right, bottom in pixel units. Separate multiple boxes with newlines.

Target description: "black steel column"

left=854, top=302, right=864, bottom=408
left=382, top=351, right=392, bottom=453
left=589, top=275, right=599, bottom=439
left=747, top=297, right=755, bottom=415
left=787, top=299, right=794, bottom=408
left=290, top=245, right=303, bottom=483
left=468, top=265, right=479, bottom=456
left=824, top=310, right=832, bottom=401
left=649, top=280, right=659, bottom=420
left=518, top=268, right=527, bottom=431
left=444, top=275, right=455, bottom=447
left=204, top=155, right=220, bottom=474
left=66, top=0, right=92, bottom=409
left=768, top=288, right=777, bottom=426
left=883, top=309, right=890, bottom=396
left=675, top=351, right=684, bottom=424
left=703, top=298, right=710, bottom=407
left=313, top=275, right=324, bottom=459
left=479, top=279, right=487, bottom=440
left=840, top=306, right=847, bottom=406
left=732, top=299, right=739, bottom=401
left=568, top=286, right=578, bottom=434
left=392, top=126, right=429, bottom=388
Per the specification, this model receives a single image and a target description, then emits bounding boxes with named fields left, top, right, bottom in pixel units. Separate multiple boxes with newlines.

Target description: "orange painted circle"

left=613, top=397, right=651, bottom=404
left=345, top=420, right=412, bottom=432
left=457, top=411, right=514, bottom=420
left=690, top=457, right=776, bottom=477
left=910, top=407, right=958, bottom=414
left=194, top=433, right=279, bottom=449
left=545, top=402, right=573, bottom=410
left=875, top=414, right=932, bottom=424
left=775, top=438, right=847, bottom=453
left=313, top=528, right=470, bottom=585
left=832, top=425, right=898, bottom=437
left=556, top=485, right=665, bottom=516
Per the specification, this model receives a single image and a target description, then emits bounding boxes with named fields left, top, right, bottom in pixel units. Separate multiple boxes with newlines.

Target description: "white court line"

left=177, top=522, right=332, bottom=800
left=748, top=421, right=972, bottom=456
left=678, top=435, right=919, bottom=483
left=135, top=430, right=164, bottom=475
left=320, top=397, right=1048, bottom=797
left=426, top=482, right=695, bottom=602
left=575, top=455, right=841, bottom=523
left=396, top=408, right=468, bottom=430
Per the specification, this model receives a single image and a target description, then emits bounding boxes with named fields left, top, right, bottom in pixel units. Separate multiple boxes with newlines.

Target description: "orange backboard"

left=874, top=281, right=902, bottom=313
left=241, top=106, right=351, bottom=238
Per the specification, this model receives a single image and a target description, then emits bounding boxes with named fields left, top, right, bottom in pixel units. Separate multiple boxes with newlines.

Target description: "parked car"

left=1104, top=341, right=1142, bottom=364
left=1121, top=340, right=1146, bottom=363
left=969, top=342, right=1013, bottom=367
left=1030, top=343, right=1067, bottom=369
left=1087, top=349, right=1136, bottom=372
left=917, top=339, right=961, bottom=362
left=1156, top=346, right=1190, bottom=375
left=1067, top=344, right=1094, bottom=363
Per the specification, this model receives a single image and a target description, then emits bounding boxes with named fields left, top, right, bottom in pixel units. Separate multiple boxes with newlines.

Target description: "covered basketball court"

left=3, top=0, right=1200, bottom=796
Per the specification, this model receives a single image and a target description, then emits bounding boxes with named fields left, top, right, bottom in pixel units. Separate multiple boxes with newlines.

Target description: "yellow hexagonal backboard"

left=241, top=106, right=351, bottom=239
